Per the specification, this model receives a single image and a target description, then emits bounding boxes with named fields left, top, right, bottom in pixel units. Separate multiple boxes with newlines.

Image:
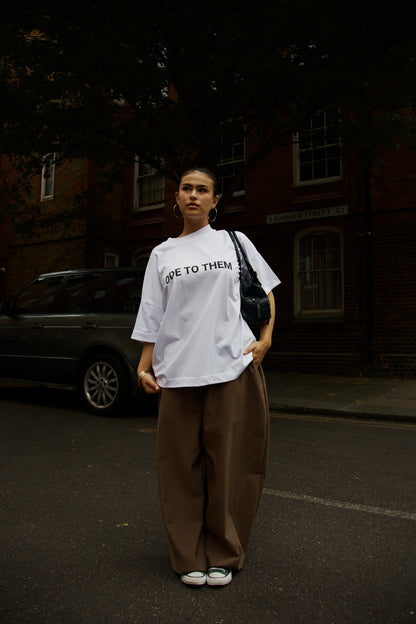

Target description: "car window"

left=57, top=272, right=109, bottom=314
left=111, top=271, right=143, bottom=313
left=13, top=276, right=64, bottom=314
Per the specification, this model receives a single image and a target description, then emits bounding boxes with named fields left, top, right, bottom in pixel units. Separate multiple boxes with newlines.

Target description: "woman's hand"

left=243, top=339, right=271, bottom=367
left=137, top=343, right=160, bottom=394
left=137, top=371, right=161, bottom=394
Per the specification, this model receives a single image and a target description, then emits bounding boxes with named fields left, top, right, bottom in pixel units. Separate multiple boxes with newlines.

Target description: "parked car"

left=0, top=267, right=145, bottom=414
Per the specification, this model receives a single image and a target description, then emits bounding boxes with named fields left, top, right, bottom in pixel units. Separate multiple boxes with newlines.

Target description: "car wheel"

left=81, top=353, right=128, bottom=415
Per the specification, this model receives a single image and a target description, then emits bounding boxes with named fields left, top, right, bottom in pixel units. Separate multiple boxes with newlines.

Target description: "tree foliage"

left=1, top=0, right=416, bottom=221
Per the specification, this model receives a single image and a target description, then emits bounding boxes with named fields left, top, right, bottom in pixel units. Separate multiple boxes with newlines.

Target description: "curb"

left=268, top=401, right=416, bottom=423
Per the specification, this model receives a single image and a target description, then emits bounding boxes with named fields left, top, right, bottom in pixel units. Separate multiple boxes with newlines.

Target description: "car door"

left=39, top=271, right=108, bottom=383
left=97, top=269, right=144, bottom=368
left=0, top=275, right=64, bottom=380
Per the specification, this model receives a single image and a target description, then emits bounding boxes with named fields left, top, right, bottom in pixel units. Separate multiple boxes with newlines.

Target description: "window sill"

left=133, top=202, right=165, bottom=213
left=294, top=313, right=344, bottom=323
left=294, top=176, right=342, bottom=188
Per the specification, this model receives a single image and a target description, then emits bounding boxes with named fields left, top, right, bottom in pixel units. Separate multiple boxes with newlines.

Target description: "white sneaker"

left=180, top=571, right=207, bottom=586
left=207, top=567, right=232, bottom=586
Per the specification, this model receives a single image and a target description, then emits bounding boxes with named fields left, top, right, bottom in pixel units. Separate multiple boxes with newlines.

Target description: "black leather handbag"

left=228, top=231, right=271, bottom=327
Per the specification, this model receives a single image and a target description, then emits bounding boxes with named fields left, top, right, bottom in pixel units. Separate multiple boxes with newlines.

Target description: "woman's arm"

left=137, top=342, right=161, bottom=394
left=243, top=290, right=276, bottom=366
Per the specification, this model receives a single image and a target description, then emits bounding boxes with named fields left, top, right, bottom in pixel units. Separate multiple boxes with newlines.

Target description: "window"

left=132, top=251, right=151, bottom=271
left=133, top=159, right=165, bottom=211
left=295, top=228, right=343, bottom=316
left=295, top=111, right=341, bottom=185
left=104, top=253, right=119, bottom=268
left=217, top=123, right=245, bottom=196
left=58, top=272, right=109, bottom=314
left=41, top=153, right=55, bottom=200
left=12, top=275, right=64, bottom=314
left=111, top=270, right=144, bottom=313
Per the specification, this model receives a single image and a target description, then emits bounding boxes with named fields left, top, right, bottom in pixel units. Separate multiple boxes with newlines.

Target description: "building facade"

left=1, top=120, right=415, bottom=376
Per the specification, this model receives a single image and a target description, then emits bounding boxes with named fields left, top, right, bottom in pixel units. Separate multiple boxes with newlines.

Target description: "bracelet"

left=138, top=370, right=149, bottom=385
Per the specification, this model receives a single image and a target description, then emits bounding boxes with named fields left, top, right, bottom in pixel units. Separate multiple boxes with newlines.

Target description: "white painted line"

left=263, top=488, right=416, bottom=521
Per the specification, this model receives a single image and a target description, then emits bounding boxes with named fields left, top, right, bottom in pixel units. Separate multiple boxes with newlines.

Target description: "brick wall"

left=2, top=139, right=416, bottom=377
left=5, top=158, right=89, bottom=297
left=7, top=237, right=86, bottom=298
left=371, top=211, right=416, bottom=375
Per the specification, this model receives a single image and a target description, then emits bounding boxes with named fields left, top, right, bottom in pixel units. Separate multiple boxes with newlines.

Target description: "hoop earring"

left=208, top=207, right=218, bottom=223
left=173, top=204, right=182, bottom=219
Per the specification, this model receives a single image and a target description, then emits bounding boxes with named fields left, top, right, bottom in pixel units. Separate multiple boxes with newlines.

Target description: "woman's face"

left=175, top=171, right=219, bottom=225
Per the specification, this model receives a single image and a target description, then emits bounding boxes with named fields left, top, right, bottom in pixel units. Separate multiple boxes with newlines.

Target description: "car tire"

left=80, top=352, right=129, bottom=415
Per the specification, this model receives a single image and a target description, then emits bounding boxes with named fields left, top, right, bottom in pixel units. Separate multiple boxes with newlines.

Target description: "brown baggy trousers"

left=157, top=362, right=270, bottom=574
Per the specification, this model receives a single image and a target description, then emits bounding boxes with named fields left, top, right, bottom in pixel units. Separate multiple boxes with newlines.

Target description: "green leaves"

left=2, top=0, right=416, bottom=221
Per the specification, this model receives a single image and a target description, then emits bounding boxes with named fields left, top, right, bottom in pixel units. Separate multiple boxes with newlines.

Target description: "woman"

left=131, top=168, right=280, bottom=587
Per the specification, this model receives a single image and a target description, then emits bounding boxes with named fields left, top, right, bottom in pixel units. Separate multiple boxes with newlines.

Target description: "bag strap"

left=228, top=231, right=257, bottom=281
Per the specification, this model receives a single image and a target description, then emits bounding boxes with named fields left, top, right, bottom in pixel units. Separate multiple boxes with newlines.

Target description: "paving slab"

left=264, top=371, right=416, bottom=420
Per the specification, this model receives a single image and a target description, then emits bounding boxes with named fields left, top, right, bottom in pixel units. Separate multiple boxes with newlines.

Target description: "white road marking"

left=263, top=488, right=416, bottom=521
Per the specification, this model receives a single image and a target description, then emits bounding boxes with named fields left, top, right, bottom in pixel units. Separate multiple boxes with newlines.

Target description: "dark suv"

left=0, top=267, right=144, bottom=414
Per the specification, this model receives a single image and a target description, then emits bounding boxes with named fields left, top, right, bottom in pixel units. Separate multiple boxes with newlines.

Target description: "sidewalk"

left=264, top=370, right=416, bottom=421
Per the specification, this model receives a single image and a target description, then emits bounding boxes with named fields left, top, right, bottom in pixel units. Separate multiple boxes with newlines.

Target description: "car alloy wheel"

left=82, top=353, right=126, bottom=414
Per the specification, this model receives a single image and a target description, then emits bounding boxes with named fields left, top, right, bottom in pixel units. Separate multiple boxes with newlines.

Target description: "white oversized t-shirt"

left=131, top=226, right=280, bottom=388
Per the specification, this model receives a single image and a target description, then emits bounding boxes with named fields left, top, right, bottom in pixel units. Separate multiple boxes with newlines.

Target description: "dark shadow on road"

left=0, top=383, right=158, bottom=418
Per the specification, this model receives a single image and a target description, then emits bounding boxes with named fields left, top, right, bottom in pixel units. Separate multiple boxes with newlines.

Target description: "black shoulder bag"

left=228, top=230, right=271, bottom=327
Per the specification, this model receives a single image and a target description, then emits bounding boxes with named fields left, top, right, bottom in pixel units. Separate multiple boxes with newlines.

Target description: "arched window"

left=132, top=250, right=151, bottom=271
left=294, top=228, right=343, bottom=317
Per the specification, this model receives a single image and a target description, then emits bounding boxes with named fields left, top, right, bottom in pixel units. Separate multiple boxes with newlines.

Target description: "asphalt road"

left=1, top=387, right=416, bottom=624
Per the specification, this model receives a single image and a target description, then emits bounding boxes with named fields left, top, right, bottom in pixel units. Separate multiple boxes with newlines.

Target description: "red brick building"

left=1, top=116, right=415, bottom=376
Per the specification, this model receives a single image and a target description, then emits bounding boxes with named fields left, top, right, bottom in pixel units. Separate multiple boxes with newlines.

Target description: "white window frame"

left=132, top=250, right=151, bottom=271
left=217, top=124, right=245, bottom=197
left=294, top=226, right=344, bottom=318
left=41, top=153, right=55, bottom=201
left=104, top=253, right=119, bottom=268
left=294, top=111, right=342, bottom=186
left=133, top=158, right=165, bottom=212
